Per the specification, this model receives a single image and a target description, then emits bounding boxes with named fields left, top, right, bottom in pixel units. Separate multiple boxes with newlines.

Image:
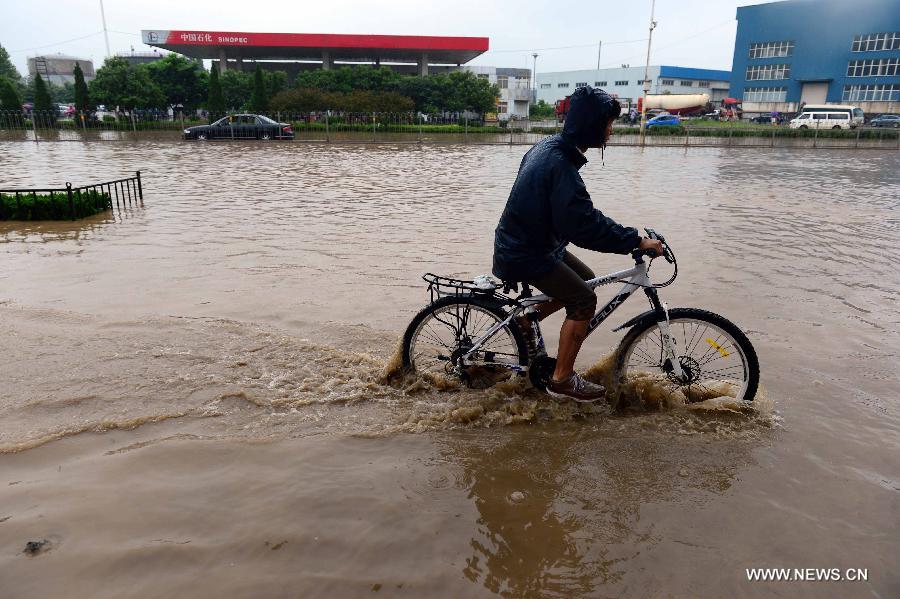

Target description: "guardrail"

left=0, top=171, right=143, bottom=221
left=2, top=110, right=898, bottom=149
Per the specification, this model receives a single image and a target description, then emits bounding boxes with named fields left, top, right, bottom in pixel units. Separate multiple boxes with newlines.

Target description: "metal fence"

left=0, top=171, right=143, bottom=221
left=1, top=110, right=898, bottom=150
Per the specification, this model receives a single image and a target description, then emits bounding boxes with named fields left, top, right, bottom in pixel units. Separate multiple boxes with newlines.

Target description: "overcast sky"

left=3, top=0, right=770, bottom=76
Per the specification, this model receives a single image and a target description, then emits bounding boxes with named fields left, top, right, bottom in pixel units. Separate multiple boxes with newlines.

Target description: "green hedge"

left=285, top=121, right=522, bottom=134
left=532, top=126, right=899, bottom=140
left=0, top=190, right=111, bottom=220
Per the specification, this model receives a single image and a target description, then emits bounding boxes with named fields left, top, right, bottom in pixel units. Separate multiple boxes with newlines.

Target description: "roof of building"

left=29, top=53, right=93, bottom=62
left=141, top=30, right=489, bottom=64
left=658, top=66, right=731, bottom=81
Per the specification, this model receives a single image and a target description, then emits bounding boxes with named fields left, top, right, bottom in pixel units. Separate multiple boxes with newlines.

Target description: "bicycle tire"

left=614, top=308, right=759, bottom=403
left=401, top=295, right=529, bottom=385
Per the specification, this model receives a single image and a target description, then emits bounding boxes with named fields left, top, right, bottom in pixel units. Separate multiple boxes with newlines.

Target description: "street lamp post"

left=99, top=0, right=111, bottom=59
left=639, top=0, right=658, bottom=147
left=532, top=53, right=539, bottom=104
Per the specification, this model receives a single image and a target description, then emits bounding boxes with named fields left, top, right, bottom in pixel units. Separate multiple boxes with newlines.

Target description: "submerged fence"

left=1, top=110, right=898, bottom=150
left=0, top=171, right=143, bottom=221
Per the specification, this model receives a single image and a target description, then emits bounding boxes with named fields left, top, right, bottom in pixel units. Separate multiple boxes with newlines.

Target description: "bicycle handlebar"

left=643, top=228, right=676, bottom=264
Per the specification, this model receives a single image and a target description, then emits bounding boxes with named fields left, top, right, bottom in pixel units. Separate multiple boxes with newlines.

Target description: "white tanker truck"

left=637, top=93, right=711, bottom=115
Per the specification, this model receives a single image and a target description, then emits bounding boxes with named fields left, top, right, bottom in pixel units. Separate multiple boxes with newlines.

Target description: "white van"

left=799, top=104, right=864, bottom=127
left=790, top=111, right=852, bottom=130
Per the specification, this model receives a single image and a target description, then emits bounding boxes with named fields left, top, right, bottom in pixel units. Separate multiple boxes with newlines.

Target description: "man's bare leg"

left=552, top=318, right=589, bottom=381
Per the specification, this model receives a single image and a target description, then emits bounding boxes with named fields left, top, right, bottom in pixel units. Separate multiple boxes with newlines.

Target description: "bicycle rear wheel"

left=614, top=308, right=759, bottom=403
left=402, top=296, right=528, bottom=386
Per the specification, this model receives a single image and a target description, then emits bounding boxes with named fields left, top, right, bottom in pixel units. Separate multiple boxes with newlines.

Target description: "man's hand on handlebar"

left=639, top=237, right=664, bottom=257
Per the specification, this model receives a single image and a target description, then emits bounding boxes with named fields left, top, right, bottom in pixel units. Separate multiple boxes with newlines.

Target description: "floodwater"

left=1, top=140, right=898, bottom=598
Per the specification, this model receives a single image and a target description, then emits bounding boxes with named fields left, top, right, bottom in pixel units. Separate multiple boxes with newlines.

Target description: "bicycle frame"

left=459, top=255, right=685, bottom=379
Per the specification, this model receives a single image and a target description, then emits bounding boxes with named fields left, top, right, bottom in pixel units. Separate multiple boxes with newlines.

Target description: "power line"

left=10, top=31, right=103, bottom=54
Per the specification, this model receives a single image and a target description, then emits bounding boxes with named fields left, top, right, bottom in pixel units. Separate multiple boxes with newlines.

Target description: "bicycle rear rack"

left=422, top=273, right=511, bottom=305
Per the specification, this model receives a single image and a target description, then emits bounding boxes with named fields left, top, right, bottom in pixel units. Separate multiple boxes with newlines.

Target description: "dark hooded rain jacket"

left=492, top=86, right=640, bottom=282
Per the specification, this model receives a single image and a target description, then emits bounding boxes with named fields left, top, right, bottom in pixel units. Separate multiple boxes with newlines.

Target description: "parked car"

left=183, top=114, right=294, bottom=140
left=646, top=114, right=681, bottom=128
left=869, top=114, right=900, bottom=128
left=789, top=112, right=852, bottom=130
left=749, top=115, right=774, bottom=124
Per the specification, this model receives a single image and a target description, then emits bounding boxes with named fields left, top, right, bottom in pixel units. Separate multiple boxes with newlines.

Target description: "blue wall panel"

left=730, top=0, right=900, bottom=103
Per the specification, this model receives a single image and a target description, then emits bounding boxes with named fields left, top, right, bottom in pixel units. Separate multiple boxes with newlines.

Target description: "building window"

left=660, top=79, right=674, bottom=86
left=851, top=32, right=900, bottom=52
left=558, top=82, right=570, bottom=88
left=595, top=81, right=607, bottom=86
left=680, top=80, right=693, bottom=87
left=497, top=76, right=509, bottom=89
left=842, top=84, right=899, bottom=102
left=748, top=41, right=795, bottom=59
left=476, top=73, right=489, bottom=79
left=698, top=80, right=710, bottom=87
left=498, top=102, right=508, bottom=113
left=746, top=64, right=791, bottom=80
left=575, top=81, right=588, bottom=87
left=743, top=87, right=788, bottom=102
left=540, top=83, right=551, bottom=89
left=614, top=80, right=628, bottom=86
left=847, top=58, right=899, bottom=77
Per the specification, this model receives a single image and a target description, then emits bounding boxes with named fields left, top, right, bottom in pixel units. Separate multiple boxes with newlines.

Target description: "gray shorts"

left=528, top=251, right=597, bottom=321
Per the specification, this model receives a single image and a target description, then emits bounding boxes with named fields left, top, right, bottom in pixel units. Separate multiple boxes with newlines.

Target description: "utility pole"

left=99, top=0, right=111, bottom=59
left=532, top=53, right=538, bottom=104
left=639, top=0, right=657, bottom=147
left=596, top=40, right=602, bottom=70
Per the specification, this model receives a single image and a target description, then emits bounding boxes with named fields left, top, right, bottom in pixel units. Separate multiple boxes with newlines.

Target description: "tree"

left=89, top=57, right=165, bottom=111
left=33, top=73, right=53, bottom=114
left=207, top=64, right=225, bottom=120
left=220, top=69, right=252, bottom=110
left=249, top=64, right=268, bottom=113
left=73, top=62, right=90, bottom=112
left=1, top=76, right=22, bottom=111
left=529, top=99, right=555, bottom=119
left=266, top=70, right=287, bottom=100
left=0, top=44, right=21, bottom=82
left=144, top=54, right=208, bottom=112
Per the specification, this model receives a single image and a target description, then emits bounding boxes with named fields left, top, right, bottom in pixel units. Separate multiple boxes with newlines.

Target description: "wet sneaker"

left=546, top=373, right=606, bottom=403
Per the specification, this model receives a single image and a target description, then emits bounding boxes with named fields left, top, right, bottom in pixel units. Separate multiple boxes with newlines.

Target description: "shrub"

left=0, top=190, right=111, bottom=220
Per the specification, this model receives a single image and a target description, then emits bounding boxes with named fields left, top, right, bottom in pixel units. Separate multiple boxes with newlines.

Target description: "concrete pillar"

left=217, top=48, right=228, bottom=72
left=419, top=53, right=429, bottom=77
left=235, top=56, right=243, bottom=72
left=322, top=51, right=332, bottom=70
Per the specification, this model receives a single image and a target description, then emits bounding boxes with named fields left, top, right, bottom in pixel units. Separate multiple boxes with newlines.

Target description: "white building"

left=463, top=66, right=532, bottom=119
left=537, top=65, right=731, bottom=110
left=27, top=54, right=96, bottom=86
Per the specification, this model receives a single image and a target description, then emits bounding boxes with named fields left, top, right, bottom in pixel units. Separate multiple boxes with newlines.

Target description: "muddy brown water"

left=1, top=140, right=898, bottom=598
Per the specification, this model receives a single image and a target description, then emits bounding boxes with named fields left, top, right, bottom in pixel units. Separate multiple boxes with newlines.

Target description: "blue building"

left=730, top=0, right=899, bottom=116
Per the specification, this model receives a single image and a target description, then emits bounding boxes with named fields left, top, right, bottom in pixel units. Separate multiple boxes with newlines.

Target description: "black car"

left=184, top=114, right=294, bottom=140
left=869, top=114, right=900, bottom=128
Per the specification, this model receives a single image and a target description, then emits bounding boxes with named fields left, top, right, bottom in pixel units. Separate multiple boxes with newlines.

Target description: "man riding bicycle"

left=492, top=86, right=663, bottom=402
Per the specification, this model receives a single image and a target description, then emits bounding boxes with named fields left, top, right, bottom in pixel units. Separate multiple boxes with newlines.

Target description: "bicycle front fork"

left=645, top=288, right=685, bottom=381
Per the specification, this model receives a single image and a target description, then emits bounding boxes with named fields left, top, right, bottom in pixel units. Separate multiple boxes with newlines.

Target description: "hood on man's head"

left=562, top=86, right=622, bottom=149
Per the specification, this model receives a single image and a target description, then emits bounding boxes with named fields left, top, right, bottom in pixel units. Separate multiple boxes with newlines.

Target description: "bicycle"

left=401, top=229, right=759, bottom=404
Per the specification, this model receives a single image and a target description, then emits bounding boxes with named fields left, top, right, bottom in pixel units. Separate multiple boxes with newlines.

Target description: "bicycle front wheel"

left=402, top=296, right=528, bottom=385
left=614, top=308, right=759, bottom=403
